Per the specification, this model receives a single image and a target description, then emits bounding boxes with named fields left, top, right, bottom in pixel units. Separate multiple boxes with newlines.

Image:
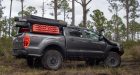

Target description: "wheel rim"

left=46, top=54, right=61, bottom=68
left=107, top=57, right=119, bottom=67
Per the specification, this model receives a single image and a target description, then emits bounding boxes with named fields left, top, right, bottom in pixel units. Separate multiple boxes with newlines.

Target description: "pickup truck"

left=13, top=15, right=124, bottom=70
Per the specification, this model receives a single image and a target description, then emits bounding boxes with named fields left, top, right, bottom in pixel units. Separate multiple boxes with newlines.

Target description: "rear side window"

left=68, top=28, right=83, bottom=38
left=19, top=28, right=30, bottom=33
left=15, top=21, right=30, bottom=33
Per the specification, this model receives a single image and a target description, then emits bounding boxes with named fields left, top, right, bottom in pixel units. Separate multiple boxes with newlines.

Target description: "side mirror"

left=99, top=35, right=104, bottom=41
left=98, top=28, right=104, bottom=36
left=97, top=28, right=104, bottom=41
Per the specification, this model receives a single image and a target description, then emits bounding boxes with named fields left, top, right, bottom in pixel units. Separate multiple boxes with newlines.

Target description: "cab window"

left=68, top=28, right=83, bottom=38
left=84, top=30, right=99, bottom=41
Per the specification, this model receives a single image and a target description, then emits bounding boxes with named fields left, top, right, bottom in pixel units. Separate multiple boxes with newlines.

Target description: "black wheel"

left=104, top=52, right=121, bottom=67
left=86, top=59, right=94, bottom=66
left=42, top=50, right=63, bottom=70
left=26, top=57, right=42, bottom=68
left=26, top=57, right=34, bottom=67
left=86, top=59, right=100, bottom=66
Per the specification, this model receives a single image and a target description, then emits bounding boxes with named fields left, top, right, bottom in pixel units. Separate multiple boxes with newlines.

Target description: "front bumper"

left=118, top=44, right=124, bottom=55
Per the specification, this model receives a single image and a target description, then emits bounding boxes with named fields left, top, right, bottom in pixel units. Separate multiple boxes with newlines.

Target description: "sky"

left=1, top=0, right=140, bottom=25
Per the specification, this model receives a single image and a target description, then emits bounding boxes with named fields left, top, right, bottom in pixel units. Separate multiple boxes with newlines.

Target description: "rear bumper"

left=13, top=49, right=28, bottom=56
left=13, top=49, right=28, bottom=58
left=119, top=48, right=124, bottom=56
left=13, top=49, right=42, bottom=58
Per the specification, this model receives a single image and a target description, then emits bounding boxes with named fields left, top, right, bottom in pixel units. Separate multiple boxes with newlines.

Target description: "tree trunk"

left=116, top=22, right=119, bottom=41
left=0, top=27, right=1, bottom=37
left=75, top=0, right=92, bottom=28
left=131, top=21, right=134, bottom=41
left=21, top=0, right=24, bottom=18
left=72, top=0, right=75, bottom=26
left=137, top=32, right=139, bottom=40
left=115, top=14, right=119, bottom=42
left=83, top=1, right=87, bottom=28
left=126, top=0, right=129, bottom=40
left=9, top=0, right=13, bottom=37
left=83, top=6, right=86, bottom=28
left=64, top=9, right=66, bottom=22
left=42, top=0, right=45, bottom=17
left=54, top=0, right=57, bottom=20
left=4, top=17, right=7, bottom=37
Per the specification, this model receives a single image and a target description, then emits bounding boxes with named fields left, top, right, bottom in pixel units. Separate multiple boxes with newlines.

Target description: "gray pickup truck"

left=13, top=15, right=124, bottom=70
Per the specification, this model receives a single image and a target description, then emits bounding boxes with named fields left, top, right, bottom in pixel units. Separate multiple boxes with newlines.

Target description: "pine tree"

left=47, top=0, right=61, bottom=20
left=72, top=0, right=75, bottom=26
left=107, top=0, right=122, bottom=41
left=60, top=0, right=71, bottom=22
left=18, top=6, right=37, bottom=16
left=90, top=9, right=107, bottom=31
left=75, top=0, right=92, bottom=28
left=17, top=0, right=24, bottom=18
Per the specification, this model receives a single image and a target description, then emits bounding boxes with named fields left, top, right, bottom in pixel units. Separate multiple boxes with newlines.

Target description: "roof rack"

left=14, top=15, right=67, bottom=27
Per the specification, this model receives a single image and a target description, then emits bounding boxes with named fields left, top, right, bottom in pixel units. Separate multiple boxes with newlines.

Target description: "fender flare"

left=41, top=43, right=66, bottom=57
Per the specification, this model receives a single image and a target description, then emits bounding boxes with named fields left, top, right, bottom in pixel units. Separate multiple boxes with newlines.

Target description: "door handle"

left=81, top=40, right=88, bottom=43
left=70, top=38, right=74, bottom=41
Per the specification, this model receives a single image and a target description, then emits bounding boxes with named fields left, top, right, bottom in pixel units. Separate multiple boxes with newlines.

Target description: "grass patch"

left=0, top=37, right=12, bottom=56
left=128, top=46, right=140, bottom=61
left=0, top=38, right=140, bottom=75
left=122, top=41, right=140, bottom=61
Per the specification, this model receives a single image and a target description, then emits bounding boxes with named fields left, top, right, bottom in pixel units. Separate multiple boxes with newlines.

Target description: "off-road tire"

left=86, top=59, right=100, bottom=66
left=104, top=52, right=121, bottom=67
left=42, top=50, right=63, bottom=70
left=26, top=57, right=42, bottom=68
left=26, top=57, right=34, bottom=68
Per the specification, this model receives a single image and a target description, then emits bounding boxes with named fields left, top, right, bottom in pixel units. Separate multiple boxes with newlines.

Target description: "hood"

left=103, top=37, right=117, bottom=46
left=109, top=41, right=118, bottom=46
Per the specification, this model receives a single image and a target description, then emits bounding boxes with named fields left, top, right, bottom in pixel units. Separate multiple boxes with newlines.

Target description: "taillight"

left=23, top=34, right=30, bottom=48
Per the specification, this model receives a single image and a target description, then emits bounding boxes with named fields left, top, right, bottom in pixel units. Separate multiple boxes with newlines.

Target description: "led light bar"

left=32, top=24, right=60, bottom=34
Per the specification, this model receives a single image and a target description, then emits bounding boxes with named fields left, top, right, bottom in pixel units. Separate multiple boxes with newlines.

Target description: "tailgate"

left=13, top=33, right=24, bottom=49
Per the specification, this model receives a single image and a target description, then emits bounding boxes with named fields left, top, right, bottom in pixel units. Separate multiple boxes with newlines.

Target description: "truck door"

left=83, top=30, right=107, bottom=58
left=64, top=27, right=87, bottom=58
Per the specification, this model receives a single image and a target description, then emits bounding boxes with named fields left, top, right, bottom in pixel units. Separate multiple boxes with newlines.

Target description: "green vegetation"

left=18, top=6, right=37, bottom=16
left=0, top=37, right=12, bottom=56
left=90, top=9, right=107, bottom=31
left=1, top=0, right=140, bottom=41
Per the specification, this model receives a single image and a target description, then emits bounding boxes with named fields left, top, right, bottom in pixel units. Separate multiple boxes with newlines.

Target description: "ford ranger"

left=13, top=15, right=124, bottom=70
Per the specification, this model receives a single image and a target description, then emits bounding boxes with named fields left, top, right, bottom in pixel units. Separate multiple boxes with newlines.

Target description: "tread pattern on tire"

left=42, top=50, right=63, bottom=70
left=104, top=52, right=121, bottom=67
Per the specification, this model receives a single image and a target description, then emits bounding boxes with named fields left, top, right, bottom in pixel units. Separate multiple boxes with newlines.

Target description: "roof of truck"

left=15, top=15, right=67, bottom=27
left=67, top=26, right=90, bottom=30
left=14, top=15, right=93, bottom=31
